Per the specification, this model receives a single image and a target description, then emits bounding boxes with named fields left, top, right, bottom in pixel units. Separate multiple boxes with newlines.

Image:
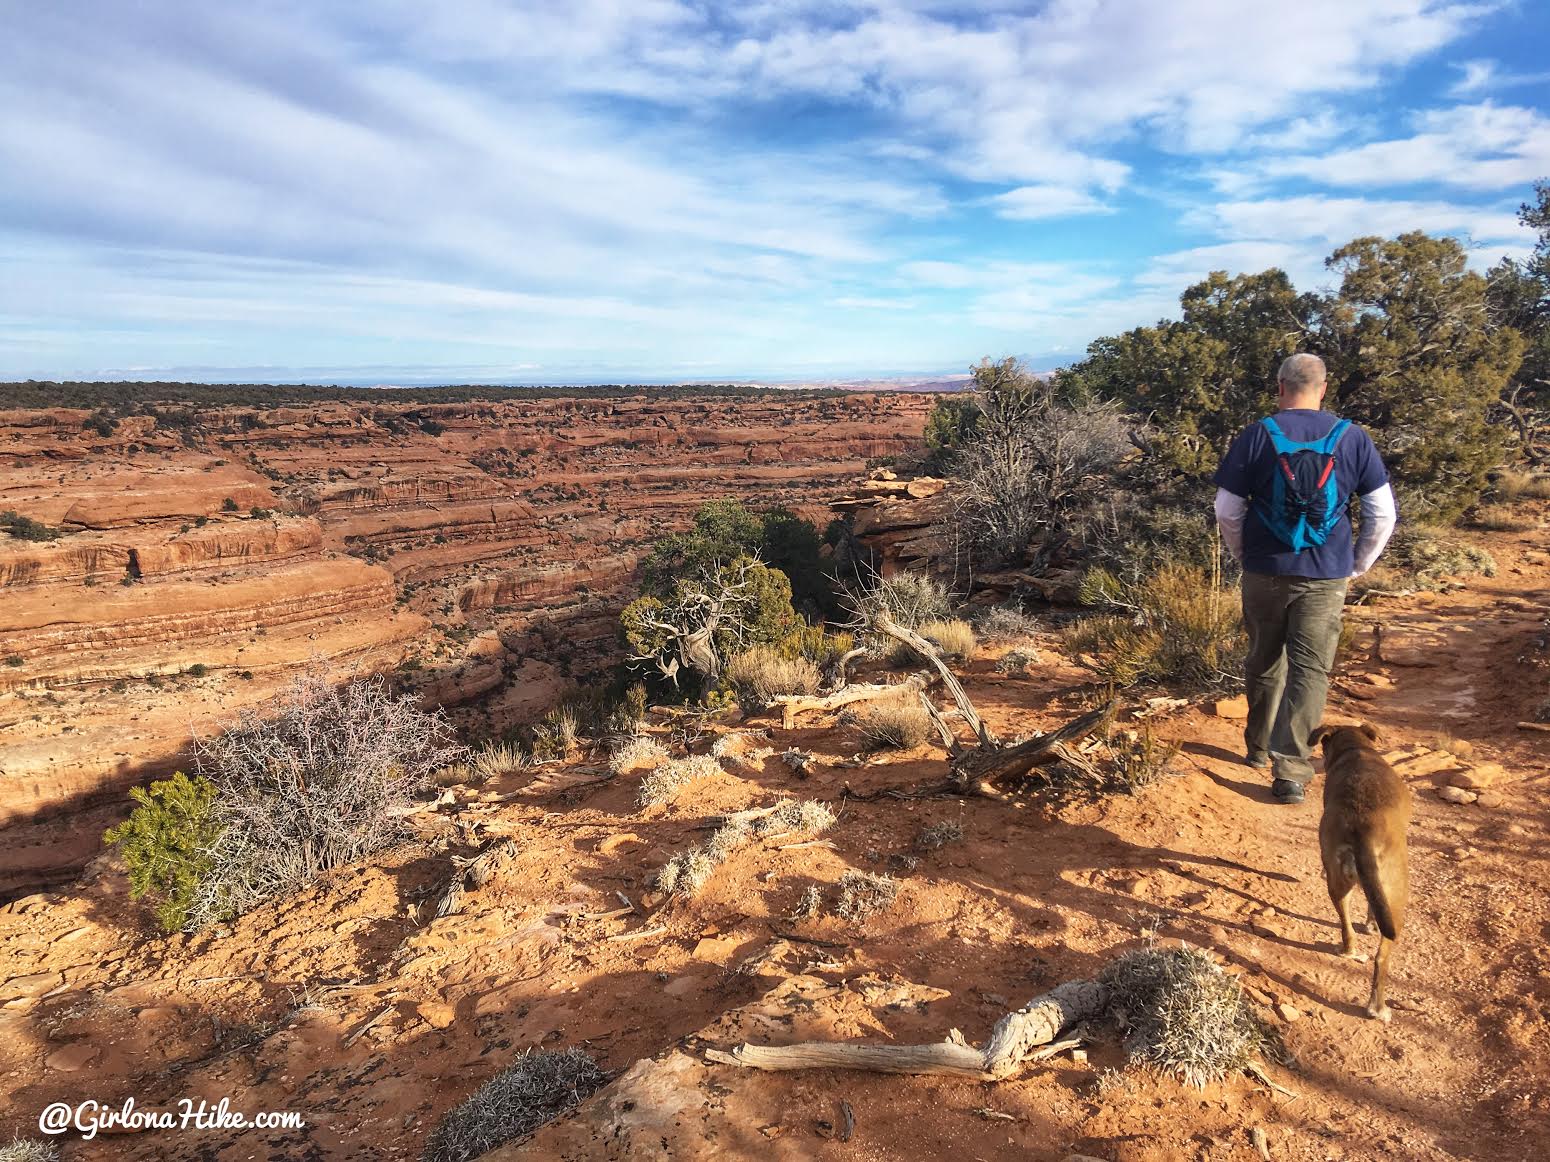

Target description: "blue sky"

left=2, top=0, right=1548, bottom=384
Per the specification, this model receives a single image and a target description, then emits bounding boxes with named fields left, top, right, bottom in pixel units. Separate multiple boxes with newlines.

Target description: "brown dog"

left=1310, top=723, right=1411, bottom=1021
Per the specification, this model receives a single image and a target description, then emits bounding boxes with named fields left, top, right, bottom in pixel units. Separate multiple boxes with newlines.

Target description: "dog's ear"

left=1358, top=722, right=1380, bottom=743
left=1309, top=724, right=1334, bottom=749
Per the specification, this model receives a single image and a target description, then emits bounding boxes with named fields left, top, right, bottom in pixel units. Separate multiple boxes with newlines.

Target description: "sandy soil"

left=0, top=512, right=1546, bottom=1161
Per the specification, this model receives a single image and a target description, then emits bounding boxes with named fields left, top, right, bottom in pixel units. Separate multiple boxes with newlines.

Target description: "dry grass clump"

left=725, top=645, right=822, bottom=705
left=834, top=870, right=899, bottom=920
left=1098, top=945, right=1277, bottom=1088
left=0, top=1139, right=59, bottom=1162
left=914, top=819, right=965, bottom=851
left=1494, top=469, right=1550, bottom=501
left=1468, top=502, right=1539, bottom=532
left=470, top=741, right=527, bottom=784
left=976, top=605, right=1041, bottom=643
left=846, top=698, right=933, bottom=750
left=637, top=753, right=721, bottom=808
left=1105, top=731, right=1180, bottom=794
left=1067, top=563, right=1244, bottom=691
left=609, top=734, right=670, bottom=776
left=885, top=617, right=977, bottom=666
left=421, top=1048, right=605, bottom=1162
left=789, top=884, right=823, bottom=920
left=658, top=799, right=835, bottom=898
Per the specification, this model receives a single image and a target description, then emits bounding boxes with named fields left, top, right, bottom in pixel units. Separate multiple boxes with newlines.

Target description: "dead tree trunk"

left=705, top=979, right=1106, bottom=1080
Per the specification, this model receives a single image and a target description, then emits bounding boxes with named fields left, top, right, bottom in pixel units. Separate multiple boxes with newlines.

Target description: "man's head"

left=1276, top=352, right=1327, bottom=409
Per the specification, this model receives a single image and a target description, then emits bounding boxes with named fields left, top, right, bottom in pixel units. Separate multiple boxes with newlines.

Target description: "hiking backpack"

left=1253, top=415, right=1351, bottom=551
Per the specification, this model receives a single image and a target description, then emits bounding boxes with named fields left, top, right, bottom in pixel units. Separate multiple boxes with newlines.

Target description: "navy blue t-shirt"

left=1213, top=409, right=1388, bottom=579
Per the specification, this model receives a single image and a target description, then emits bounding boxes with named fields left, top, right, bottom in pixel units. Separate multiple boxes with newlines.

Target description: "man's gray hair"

left=1277, top=353, right=1326, bottom=393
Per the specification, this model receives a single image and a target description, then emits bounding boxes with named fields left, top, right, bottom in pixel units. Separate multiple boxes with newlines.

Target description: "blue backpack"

left=1253, top=416, right=1351, bottom=551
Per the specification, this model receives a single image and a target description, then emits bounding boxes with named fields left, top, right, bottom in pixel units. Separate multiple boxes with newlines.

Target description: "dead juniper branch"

left=705, top=979, right=1107, bottom=1080
left=422, top=1048, right=605, bottom=1162
left=1099, top=945, right=1280, bottom=1087
left=768, top=672, right=932, bottom=730
left=435, top=838, right=519, bottom=919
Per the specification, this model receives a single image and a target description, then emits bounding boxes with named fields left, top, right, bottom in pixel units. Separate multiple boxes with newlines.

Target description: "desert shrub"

left=846, top=698, right=932, bottom=750
left=657, top=799, right=834, bottom=897
left=103, top=771, right=221, bottom=933
left=834, top=871, right=899, bottom=920
left=608, top=734, right=669, bottom=776
left=725, top=645, right=821, bottom=706
left=946, top=359, right=1131, bottom=569
left=1099, top=945, right=1278, bottom=1087
left=915, top=819, right=965, bottom=851
left=527, top=703, right=580, bottom=761
left=421, top=1049, right=605, bottom=1162
left=996, top=648, right=1039, bottom=676
left=637, top=753, right=721, bottom=808
left=187, top=675, right=465, bottom=928
left=975, top=605, right=1041, bottom=644
left=0, top=1138, right=59, bottom=1162
left=221, top=497, right=238, bottom=512
left=0, top=511, right=62, bottom=542
left=789, top=884, right=823, bottom=920
left=4, top=656, right=22, bottom=667
left=861, top=571, right=952, bottom=628
left=1105, top=731, right=1180, bottom=794
left=1355, top=525, right=1496, bottom=594
left=1067, top=563, right=1244, bottom=691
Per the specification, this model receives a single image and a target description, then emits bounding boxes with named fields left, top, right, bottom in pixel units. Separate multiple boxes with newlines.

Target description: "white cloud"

left=990, top=185, right=1115, bottom=221
left=1194, top=194, right=1529, bottom=248
left=1256, top=102, right=1550, bottom=192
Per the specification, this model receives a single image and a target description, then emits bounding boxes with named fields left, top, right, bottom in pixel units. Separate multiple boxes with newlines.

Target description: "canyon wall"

left=0, top=391, right=930, bottom=894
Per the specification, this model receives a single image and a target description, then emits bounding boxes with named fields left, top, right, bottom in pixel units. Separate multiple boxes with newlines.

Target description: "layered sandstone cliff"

left=0, top=391, right=930, bottom=894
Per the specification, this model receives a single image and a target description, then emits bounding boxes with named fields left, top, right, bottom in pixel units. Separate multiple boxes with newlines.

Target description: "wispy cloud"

left=0, top=0, right=1537, bottom=378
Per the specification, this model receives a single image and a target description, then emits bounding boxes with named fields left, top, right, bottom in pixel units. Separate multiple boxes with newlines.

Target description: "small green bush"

left=221, top=497, right=238, bottom=512
left=0, top=511, right=62, bottom=542
left=103, top=771, right=222, bottom=932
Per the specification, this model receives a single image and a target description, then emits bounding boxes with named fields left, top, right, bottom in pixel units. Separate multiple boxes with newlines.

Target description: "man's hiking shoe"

left=1245, top=750, right=1270, bottom=770
left=1271, top=778, right=1305, bottom=804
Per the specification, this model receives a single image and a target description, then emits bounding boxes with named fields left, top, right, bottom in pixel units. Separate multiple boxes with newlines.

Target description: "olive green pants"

left=1241, top=572, right=1348, bottom=786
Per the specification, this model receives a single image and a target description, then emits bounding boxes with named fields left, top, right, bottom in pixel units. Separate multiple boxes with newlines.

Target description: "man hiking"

left=1213, top=353, right=1397, bottom=804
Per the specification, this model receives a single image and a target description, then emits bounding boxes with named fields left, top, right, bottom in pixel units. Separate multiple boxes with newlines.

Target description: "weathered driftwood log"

left=705, top=979, right=1106, bottom=1080
left=770, top=672, right=931, bottom=730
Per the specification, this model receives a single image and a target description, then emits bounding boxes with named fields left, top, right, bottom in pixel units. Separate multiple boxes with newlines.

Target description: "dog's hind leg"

left=1325, top=847, right=1364, bottom=960
left=1367, top=934, right=1393, bottom=1021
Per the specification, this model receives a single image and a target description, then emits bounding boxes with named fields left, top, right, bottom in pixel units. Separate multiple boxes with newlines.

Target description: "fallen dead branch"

left=1516, top=721, right=1550, bottom=733
left=770, top=672, right=932, bottom=730
left=704, top=979, right=1106, bottom=1080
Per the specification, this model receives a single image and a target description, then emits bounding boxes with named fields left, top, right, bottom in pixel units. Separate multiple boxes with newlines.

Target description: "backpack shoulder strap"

left=1320, top=418, right=1352, bottom=452
left=1259, top=415, right=1292, bottom=451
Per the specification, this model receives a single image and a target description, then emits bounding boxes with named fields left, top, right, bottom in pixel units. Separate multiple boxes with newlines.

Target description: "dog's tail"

left=1355, top=841, right=1398, bottom=941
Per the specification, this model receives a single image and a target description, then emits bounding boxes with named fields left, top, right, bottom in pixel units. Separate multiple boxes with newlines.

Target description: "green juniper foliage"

left=103, top=771, right=223, bottom=932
